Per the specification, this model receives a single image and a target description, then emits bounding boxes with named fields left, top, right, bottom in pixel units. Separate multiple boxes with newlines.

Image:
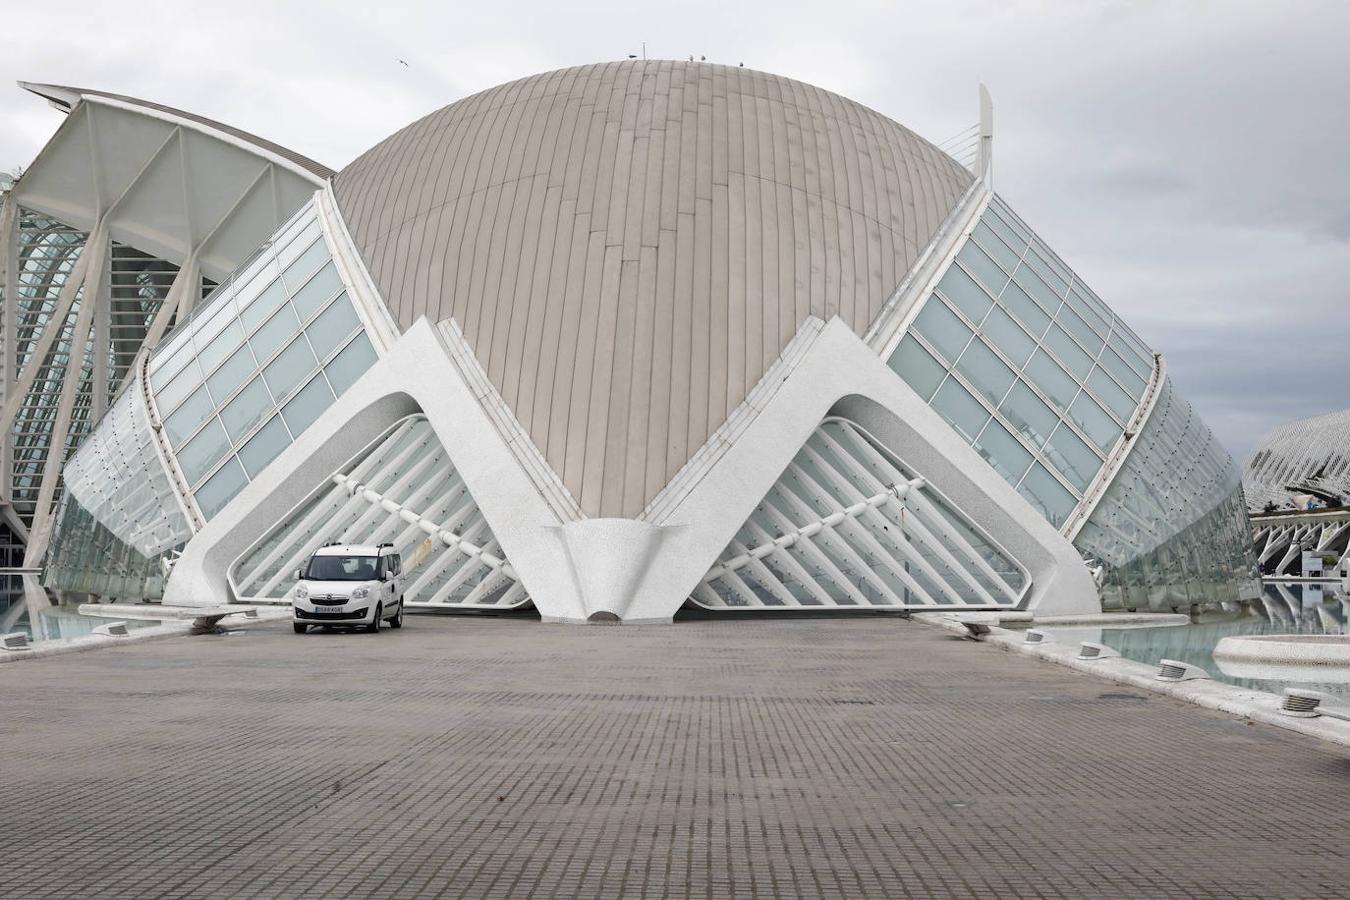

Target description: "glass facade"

left=146, top=201, right=377, bottom=519
left=1074, top=377, right=1258, bottom=609
left=44, top=494, right=171, bottom=598
left=888, top=195, right=1155, bottom=529
left=44, top=380, right=192, bottom=598
left=44, top=200, right=380, bottom=599
left=888, top=192, right=1257, bottom=606
left=9, top=211, right=88, bottom=523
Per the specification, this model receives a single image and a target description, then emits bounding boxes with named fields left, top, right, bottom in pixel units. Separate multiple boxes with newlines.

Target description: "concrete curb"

left=0, top=607, right=293, bottom=666
left=913, top=612, right=1350, bottom=749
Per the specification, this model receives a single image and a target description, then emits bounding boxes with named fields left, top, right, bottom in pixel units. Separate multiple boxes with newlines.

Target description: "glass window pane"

left=913, top=297, right=973, bottom=363
left=955, top=338, right=1015, bottom=406
left=1024, top=350, right=1079, bottom=412
left=1044, top=323, right=1094, bottom=379
left=305, top=294, right=360, bottom=360
left=980, top=306, right=1035, bottom=367
left=973, top=419, right=1033, bottom=487
left=1099, top=345, right=1146, bottom=398
left=220, top=376, right=273, bottom=442
left=237, top=414, right=292, bottom=478
left=262, top=338, right=317, bottom=401
left=1018, top=463, right=1077, bottom=528
left=325, top=334, right=377, bottom=395
left=1045, top=423, right=1101, bottom=491
left=239, top=276, right=286, bottom=334
left=1070, top=392, right=1122, bottom=452
left=250, top=304, right=301, bottom=364
left=291, top=262, right=343, bottom=323
left=195, top=457, right=247, bottom=519
left=972, top=222, right=1021, bottom=274
left=191, top=298, right=238, bottom=351
left=277, top=221, right=322, bottom=269
left=150, top=341, right=195, bottom=391
left=1023, top=246, right=1068, bottom=296
left=931, top=379, right=990, bottom=443
left=956, top=242, right=1008, bottom=298
left=153, top=359, right=203, bottom=416
left=164, top=385, right=213, bottom=448
left=196, top=319, right=244, bottom=377
left=1066, top=287, right=1110, bottom=338
left=984, top=203, right=1027, bottom=250
left=1108, top=330, right=1153, bottom=378
left=935, top=263, right=993, bottom=326
left=207, top=344, right=257, bottom=406
left=281, top=374, right=335, bottom=436
left=888, top=334, right=946, bottom=401
left=1012, top=263, right=1062, bottom=317
left=1088, top=366, right=1139, bottom=422
left=177, top=417, right=231, bottom=486
left=1057, top=305, right=1104, bottom=356
left=282, top=238, right=329, bottom=291
left=997, top=279, right=1050, bottom=338
left=1000, top=381, right=1057, bottom=448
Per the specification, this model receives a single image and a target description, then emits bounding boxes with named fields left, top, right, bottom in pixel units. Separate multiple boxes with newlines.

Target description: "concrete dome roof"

left=334, top=59, right=973, bottom=518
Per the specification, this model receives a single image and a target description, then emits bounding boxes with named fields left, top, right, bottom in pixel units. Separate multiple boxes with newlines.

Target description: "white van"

left=292, top=543, right=406, bottom=634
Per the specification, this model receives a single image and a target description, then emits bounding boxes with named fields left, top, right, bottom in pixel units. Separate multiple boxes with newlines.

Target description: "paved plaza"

left=2, top=613, right=1348, bottom=898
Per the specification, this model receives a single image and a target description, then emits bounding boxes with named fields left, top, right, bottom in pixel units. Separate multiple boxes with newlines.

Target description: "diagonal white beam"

left=23, top=226, right=106, bottom=566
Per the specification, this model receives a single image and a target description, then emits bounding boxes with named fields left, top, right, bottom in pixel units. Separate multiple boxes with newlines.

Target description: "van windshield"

left=304, top=555, right=379, bottom=581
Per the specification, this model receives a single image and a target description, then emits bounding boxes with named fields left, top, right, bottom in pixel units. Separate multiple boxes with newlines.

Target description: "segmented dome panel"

left=335, top=60, right=972, bottom=517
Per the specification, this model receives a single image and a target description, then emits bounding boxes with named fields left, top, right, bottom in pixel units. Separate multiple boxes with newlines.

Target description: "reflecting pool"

left=1093, top=583, right=1350, bottom=699
left=0, top=579, right=160, bottom=645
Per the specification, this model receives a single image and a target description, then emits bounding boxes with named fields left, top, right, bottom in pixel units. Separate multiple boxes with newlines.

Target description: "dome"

left=334, top=60, right=973, bottom=517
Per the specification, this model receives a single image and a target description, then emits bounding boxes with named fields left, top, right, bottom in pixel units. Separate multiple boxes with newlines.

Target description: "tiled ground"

left=1, top=614, right=1347, bottom=898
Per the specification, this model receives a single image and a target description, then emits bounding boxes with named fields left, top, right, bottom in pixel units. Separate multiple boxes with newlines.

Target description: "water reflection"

left=1096, top=582, right=1350, bottom=699
left=0, top=574, right=158, bottom=645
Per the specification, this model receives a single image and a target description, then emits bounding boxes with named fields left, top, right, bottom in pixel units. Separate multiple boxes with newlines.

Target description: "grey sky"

left=4, top=0, right=1347, bottom=463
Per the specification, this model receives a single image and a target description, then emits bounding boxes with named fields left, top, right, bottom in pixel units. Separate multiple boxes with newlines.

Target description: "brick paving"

left=1, top=613, right=1348, bottom=898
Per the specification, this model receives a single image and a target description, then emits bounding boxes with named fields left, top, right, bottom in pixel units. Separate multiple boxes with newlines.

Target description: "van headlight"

left=352, top=586, right=370, bottom=600
left=294, top=584, right=308, bottom=600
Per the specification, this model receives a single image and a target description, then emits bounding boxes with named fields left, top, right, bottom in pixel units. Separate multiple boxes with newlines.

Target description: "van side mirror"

left=295, top=568, right=304, bottom=581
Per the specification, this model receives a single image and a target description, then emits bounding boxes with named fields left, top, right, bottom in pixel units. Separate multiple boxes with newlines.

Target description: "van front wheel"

left=390, top=599, right=404, bottom=629
left=367, top=604, right=382, bottom=634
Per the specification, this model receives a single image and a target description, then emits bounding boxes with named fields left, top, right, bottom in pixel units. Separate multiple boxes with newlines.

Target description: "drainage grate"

left=1157, top=660, right=1187, bottom=681
left=1, top=632, right=30, bottom=651
left=1078, top=641, right=1108, bottom=660
left=1280, top=689, right=1323, bottom=718
left=1024, top=629, right=1046, bottom=645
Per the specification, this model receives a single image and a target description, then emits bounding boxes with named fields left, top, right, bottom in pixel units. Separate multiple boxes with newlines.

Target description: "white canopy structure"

left=0, top=83, right=328, bottom=572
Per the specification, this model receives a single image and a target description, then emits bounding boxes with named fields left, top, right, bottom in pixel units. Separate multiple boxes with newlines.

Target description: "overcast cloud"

left=3, top=0, right=1346, bottom=462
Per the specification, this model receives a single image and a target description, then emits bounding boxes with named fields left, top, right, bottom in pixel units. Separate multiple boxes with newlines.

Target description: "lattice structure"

left=693, top=418, right=1029, bottom=610
left=1251, top=515, right=1350, bottom=577
left=1244, top=408, right=1350, bottom=512
left=231, top=416, right=527, bottom=609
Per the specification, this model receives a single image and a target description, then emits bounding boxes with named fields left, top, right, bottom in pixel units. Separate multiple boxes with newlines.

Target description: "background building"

left=1244, top=408, right=1350, bottom=513
left=8, top=62, right=1255, bottom=623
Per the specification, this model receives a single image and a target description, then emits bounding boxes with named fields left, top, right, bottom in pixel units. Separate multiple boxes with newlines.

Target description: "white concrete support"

left=24, top=226, right=106, bottom=566
left=0, top=241, right=94, bottom=435
left=0, top=197, right=16, bottom=499
left=977, top=83, right=994, bottom=185
left=166, top=315, right=1100, bottom=623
